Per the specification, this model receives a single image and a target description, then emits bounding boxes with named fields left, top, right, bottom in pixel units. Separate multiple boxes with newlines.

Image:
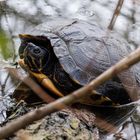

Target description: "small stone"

left=70, top=118, right=80, bottom=130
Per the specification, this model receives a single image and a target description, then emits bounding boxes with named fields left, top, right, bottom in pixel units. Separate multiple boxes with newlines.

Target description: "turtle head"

left=19, top=34, right=55, bottom=73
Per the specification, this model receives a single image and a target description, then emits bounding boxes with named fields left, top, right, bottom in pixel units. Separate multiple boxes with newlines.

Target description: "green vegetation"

left=0, top=29, right=13, bottom=60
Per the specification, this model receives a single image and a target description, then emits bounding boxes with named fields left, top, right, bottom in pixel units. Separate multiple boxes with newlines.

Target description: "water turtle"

left=17, top=18, right=139, bottom=132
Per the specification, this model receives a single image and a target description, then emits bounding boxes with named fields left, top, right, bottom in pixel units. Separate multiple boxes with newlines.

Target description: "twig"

left=9, top=68, right=55, bottom=104
left=130, top=117, right=138, bottom=140
left=0, top=47, right=140, bottom=139
left=131, top=0, right=136, bottom=24
left=108, top=0, right=124, bottom=30
left=1, top=73, right=10, bottom=96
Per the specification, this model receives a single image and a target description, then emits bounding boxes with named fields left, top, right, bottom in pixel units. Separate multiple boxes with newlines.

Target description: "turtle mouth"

left=23, top=42, right=49, bottom=72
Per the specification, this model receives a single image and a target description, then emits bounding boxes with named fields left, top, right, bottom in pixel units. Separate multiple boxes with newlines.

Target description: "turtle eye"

left=33, top=47, right=41, bottom=54
left=25, top=43, right=42, bottom=56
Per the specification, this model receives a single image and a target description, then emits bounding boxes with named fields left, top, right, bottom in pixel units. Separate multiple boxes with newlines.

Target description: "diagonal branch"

left=9, top=68, right=55, bottom=103
left=0, top=47, right=140, bottom=139
left=108, top=0, right=124, bottom=30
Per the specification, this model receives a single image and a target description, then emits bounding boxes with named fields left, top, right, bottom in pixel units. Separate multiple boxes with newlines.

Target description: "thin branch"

left=9, top=68, right=55, bottom=104
left=0, top=47, right=140, bottom=138
left=108, top=0, right=124, bottom=30
left=130, top=117, right=138, bottom=140
left=1, top=73, right=9, bottom=96
left=131, top=0, right=136, bottom=24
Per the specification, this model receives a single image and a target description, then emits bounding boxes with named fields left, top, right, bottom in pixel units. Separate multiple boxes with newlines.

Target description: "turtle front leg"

left=18, top=59, right=64, bottom=97
left=30, top=72, right=64, bottom=97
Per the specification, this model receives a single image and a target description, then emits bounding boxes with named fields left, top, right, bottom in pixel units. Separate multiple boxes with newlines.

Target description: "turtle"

left=17, top=18, right=139, bottom=132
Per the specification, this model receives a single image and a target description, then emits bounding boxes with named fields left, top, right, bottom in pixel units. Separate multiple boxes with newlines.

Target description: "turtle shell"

left=26, top=18, right=140, bottom=102
left=17, top=19, right=140, bottom=133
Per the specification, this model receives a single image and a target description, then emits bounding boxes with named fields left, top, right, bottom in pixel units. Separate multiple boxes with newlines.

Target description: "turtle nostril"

left=33, top=48, right=41, bottom=54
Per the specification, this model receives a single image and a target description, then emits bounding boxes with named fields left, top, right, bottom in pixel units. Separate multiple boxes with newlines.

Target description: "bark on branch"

left=108, top=0, right=124, bottom=30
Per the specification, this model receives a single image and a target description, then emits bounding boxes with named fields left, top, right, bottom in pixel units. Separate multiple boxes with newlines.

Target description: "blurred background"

left=0, top=0, right=140, bottom=139
left=0, top=0, right=140, bottom=62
